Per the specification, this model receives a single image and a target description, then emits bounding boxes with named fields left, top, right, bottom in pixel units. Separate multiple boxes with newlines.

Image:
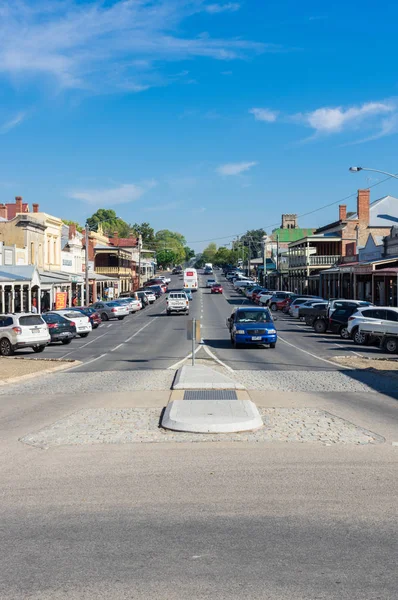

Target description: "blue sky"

left=1, top=0, right=398, bottom=251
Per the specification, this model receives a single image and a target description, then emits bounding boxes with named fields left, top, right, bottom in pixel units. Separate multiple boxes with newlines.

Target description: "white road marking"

left=58, top=332, right=109, bottom=359
left=107, top=324, right=112, bottom=328
left=111, top=343, right=124, bottom=352
left=277, top=335, right=352, bottom=369
left=350, top=350, right=363, bottom=357
left=124, top=317, right=160, bottom=342
left=202, top=344, right=235, bottom=373
left=67, top=353, right=107, bottom=370
left=168, top=345, right=202, bottom=370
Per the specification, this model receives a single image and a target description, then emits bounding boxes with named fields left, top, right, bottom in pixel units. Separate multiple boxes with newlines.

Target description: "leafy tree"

left=156, top=249, right=178, bottom=267
left=62, top=219, right=84, bottom=233
left=240, top=229, right=266, bottom=258
left=202, top=242, right=217, bottom=265
left=214, top=246, right=232, bottom=267
left=86, top=209, right=130, bottom=238
left=184, top=246, right=196, bottom=262
left=155, top=230, right=186, bottom=264
left=131, top=222, right=155, bottom=248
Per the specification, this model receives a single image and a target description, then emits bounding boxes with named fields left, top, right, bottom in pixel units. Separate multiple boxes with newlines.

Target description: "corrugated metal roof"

left=271, top=227, right=315, bottom=242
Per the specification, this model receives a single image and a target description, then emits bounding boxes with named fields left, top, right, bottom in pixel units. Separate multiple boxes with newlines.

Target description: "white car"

left=347, top=306, right=398, bottom=345
left=0, top=313, right=51, bottom=356
left=291, top=299, right=325, bottom=319
left=141, top=289, right=157, bottom=304
left=116, top=298, right=142, bottom=313
left=206, top=278, right=216, bottom=288
left=258, top=291, right=277, bottom=306
left=233, top=280, right=254, bottom=290
left=52, top=310, right=93, bottom=337
left=157, top=275, right=171, bottom=285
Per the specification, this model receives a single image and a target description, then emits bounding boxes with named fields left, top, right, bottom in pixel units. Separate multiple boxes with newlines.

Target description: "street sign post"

left=187, top=318, right=201, bottom=365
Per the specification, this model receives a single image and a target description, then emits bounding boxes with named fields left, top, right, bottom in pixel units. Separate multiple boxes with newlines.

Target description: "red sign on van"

left=186, top=271, right=194, bottom=276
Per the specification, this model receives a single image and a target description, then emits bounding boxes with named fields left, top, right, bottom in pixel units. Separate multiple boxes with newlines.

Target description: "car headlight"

left=236, top=329, right=245, bottom=334
left=267, top=328, right=276, bottom=334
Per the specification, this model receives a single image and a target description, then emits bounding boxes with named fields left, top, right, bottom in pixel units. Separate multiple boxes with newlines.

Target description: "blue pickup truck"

left=227, top=306, right=277, bottom=349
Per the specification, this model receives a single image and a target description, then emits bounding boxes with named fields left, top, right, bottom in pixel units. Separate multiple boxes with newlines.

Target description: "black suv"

left=313, top=306, right=358, bottom=338
left=42, top=313, right=77, bottom=345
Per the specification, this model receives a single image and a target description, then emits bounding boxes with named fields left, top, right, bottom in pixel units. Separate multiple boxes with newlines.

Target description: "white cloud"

left=217, top=161, right=258, bottom=175
left=1, top=111, right=27, bottom=134
left=205, top=3, right=241, bottom=13
left=294, top=101, right=395, bottom=134
left=69, top=182, right=156, bottom=206
left=0, top=1, right=268, bottom=94
left=249, top=107, right=278, bottom=122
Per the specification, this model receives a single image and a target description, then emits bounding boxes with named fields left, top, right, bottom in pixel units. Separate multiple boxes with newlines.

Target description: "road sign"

left=187, top=319, right=201, bottom=342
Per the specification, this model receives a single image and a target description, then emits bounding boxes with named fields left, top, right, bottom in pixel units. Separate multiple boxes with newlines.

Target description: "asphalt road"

left=14, top=271, right=393, bottom=372
left=1, top=272, right=398, bottom=599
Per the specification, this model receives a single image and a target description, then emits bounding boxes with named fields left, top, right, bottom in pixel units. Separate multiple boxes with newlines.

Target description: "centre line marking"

left=59, top=332, right=108, bottom=359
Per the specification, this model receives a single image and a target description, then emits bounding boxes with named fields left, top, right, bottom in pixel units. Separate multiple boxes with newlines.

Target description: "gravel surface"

left=0, top=369, right=176, bottom=395
left=2, top=365, right=397, bottom=396
left=233, top=369, right=397, bottom=393
left=21, top=407, right=384, bottom=448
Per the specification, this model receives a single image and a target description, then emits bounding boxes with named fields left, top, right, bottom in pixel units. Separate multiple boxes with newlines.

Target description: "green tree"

left=240, top=229, right=266, bottom=258
left=184, top=246, right=195, bottom=262
left=214, top=246, right=232, bottom=267
left=156, top=249, right=178, bottom=267
left=155, top=230, right=186, bottom=264
left=131, top=222, right=155, bottom=248
left=62, top=219, right=84, bottom=233
left=86, top=209, right=130, bottom=237
left=202, top=242, right=217, bottom=265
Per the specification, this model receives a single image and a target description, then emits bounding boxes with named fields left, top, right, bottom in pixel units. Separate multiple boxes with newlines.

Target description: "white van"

left=184, top=268, right=198, bottom=292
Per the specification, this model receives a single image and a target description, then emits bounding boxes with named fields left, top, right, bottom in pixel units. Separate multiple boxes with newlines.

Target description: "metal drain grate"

left=183, top=390, right=238, bottom=400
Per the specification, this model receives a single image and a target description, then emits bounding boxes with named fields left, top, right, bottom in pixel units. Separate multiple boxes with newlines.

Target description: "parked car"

left=42, top=313, right=77, bottom=344
left=145, top=278, right=168, bottom=290
left=68, top=306, right=102, bottom=329
left=0, top=313, right=51, bottom=356
left=139, top=289, right=157, bottom=304
left=251, top=288, right=269, bottom=304
left=288, top=297, right=323, bottom=316
left=157, top=275, right=171, bottom=284
left=115, top=297, right=142, bottom=313
left=358, top=320, right=398, bottom=354
left=227, top=306, right=277, bottom=349
left=51, top=309, right=93, bottom=337
left=347, top=306, right=398, bottom=345
left=257, top=291, right=278, bottom=306
left=91, top=301, right=129, bottom=321
left=282, top=294, right=322, bottom=313
left=166, top=292, right=190, bottom=315
left=206, top=278, right=216, bottom=288
left=312, top=305, right=359, bottom=337
left=136, top=291, right=150, bottom=307
left=300, top=303, right=328, bottom=326
left=146, top=285, right=165, bottom=297
left=327, top=299, right=373, bottom=317
left=292, top=298, right=325, bottom=319
left=268, top=292, right=294, bottom=311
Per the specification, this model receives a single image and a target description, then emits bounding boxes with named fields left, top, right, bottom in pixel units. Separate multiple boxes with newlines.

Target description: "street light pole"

left=349, top=166, right=398, bottom=180
left=85, top=223, right=90, bottom=305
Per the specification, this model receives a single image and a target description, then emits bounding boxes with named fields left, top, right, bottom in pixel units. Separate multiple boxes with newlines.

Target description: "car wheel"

left=118, top=316, right=125, bottom=321
left=339, top=326, right=350, bottom=339
left=167, top=310, right=171, bottom=315
left=270, top=303, right=277, bottom=311
left=233, top=340, right=241, bottom=349
left=32, top=345, right=45, bottom=353
left=186, top=311, right=189, bottom=315
left=79, top=332, right=90, bottom=337
left=0, top=338, right=13, bottom=356
left=62, top=339, right=72, bottom=345
left=101, top=312, right=109, bottom=321
left=269, top=342, right=276, bottom=348
left=314, top=319, right=327, bottom=334
left=384, top=337, right=398, bottom=354
left=299, top=316, right=305, bottom=322
left=353, top=328, right=368, bottom=345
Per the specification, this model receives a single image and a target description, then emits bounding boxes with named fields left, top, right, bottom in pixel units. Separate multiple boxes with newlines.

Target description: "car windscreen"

left=106, top=302, right=119, bottom=307
left=62, top=312, right=85, bottom=318
left=169, top=294, right=186, bottom=298
left=19, top=315, right=45, bottom=326
left=236, top=310, right=272, bottom=323
left=42, top=314, right=63, bottom=323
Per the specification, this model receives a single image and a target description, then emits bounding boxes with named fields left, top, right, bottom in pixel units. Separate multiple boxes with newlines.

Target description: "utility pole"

left=85, top=223, right=90, bottom=305
left=137, top=234, right=142, bottom=289
left=276, top=234, right=280, bottom=290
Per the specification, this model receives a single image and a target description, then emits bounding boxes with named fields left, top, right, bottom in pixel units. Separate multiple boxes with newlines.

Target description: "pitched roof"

left=270, top=227, right=315, bottom=242
left=347, top=194, right=398, bottom=227
left=5, top=203, right=29, bottom=219
left=109, top=237, right=138, bottom=248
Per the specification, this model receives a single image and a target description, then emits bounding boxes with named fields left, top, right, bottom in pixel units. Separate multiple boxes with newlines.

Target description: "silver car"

left=91, top=301, right=129, bottom=321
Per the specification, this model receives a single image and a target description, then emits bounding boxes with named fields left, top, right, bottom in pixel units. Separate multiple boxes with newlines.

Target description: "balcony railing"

left=95, top=266, right=131, bottom=276
left=289, top=255, right=340, bottom=268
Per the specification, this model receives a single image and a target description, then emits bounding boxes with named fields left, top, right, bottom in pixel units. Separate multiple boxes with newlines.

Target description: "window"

left=54, top=240, right=57, bottom=263
left=31, top=242, right=35, bottom=261
left=385, top=310, right=398, bottom=322
left=362, top=309, right=386, bottom=320
left=0, top=317, right=13, bottom=327
left=19, top=315, right=45, bottom=326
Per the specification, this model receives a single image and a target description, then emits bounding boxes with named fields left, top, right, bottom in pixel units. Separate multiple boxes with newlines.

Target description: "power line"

left=186, top=172, right=398, bottom=245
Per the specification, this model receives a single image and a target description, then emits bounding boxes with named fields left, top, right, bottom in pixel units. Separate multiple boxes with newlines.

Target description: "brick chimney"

left=15, top=196, right=23, bottom=214
left=32, top=203, right=39, bottom=213
left=69, top=223, right=76, bottom=239
left=0, top=204, right=7, bottom=219
left=357, top=189, right=370, bottom=225
left=339, top=204, right=347, bottom=221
